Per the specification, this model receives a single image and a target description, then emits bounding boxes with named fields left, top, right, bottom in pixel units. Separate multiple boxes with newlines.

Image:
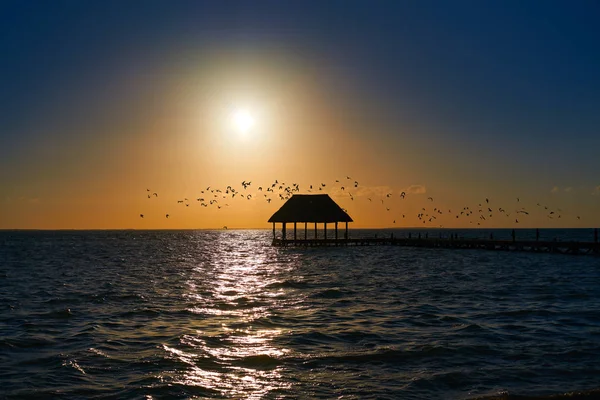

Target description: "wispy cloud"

left=564, top=187, right=573, bottom=193
left=329, top=185, right=394, bottom=198
left=551, top=186, right=559, bottom=193
left=406, top=184, right=427, bottom=194
left=17, top=196, right=40, bottom=204
left=329, top=184, right=427, bottom=198
left=593, top=186, right=600, bottom=196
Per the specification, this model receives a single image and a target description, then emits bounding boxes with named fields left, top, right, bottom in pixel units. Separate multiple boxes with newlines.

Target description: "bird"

left=165, top=214, right=169, bottom=218
left=153, top=193, right=158, bottom=197
left=427, top=197, right=434, bottom=201
left=140, top=214, right=144, bottom=218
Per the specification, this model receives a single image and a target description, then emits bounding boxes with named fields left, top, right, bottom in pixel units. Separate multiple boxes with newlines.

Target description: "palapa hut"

left=268, top=194, right=353, bottom=242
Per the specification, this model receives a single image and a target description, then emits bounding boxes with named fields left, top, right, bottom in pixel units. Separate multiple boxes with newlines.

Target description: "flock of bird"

left=139, top=176, right=583, bottom=227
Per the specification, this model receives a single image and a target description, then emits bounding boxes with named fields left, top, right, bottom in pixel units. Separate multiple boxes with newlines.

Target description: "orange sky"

left=1, top=44, right=599, bottom=230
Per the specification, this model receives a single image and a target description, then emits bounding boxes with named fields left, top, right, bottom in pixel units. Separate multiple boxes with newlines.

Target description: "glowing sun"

left=232, top=109, right=255, bottom=134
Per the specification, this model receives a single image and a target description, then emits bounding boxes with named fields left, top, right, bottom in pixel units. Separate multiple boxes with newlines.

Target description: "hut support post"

left=324, top=223, right=327, bottom=240
left=282, top=223, right=286, bottom=241
left=272, top=222, right=275, bottom=238
left=294, top=222, right=297, bottom=240
left=345, top=222, right=348, bottom=239
left=314, top=223, right=317, bottom=239
left=335, top=222, right=338, bottom=240
left=304, top=222, right=307, bottom=240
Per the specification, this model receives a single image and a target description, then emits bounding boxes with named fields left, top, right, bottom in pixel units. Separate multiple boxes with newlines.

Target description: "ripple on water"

left=1, top=229, right=600, bottom=399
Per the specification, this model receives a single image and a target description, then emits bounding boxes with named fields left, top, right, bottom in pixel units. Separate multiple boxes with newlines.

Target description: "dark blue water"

left=1, top=230, right=599, bottom=399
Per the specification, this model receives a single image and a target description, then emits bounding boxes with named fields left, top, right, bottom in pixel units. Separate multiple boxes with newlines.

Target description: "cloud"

left=551, top=186, right=559, bottom=193
left=406, top=184, right=427, bottom=194
left=329, top=185, right=393, bottom=198
left=593, top=186, right=600, bottom=196
left=17, top=196, right=40, bottom=204
left=564, top=187, right=573, bottom=193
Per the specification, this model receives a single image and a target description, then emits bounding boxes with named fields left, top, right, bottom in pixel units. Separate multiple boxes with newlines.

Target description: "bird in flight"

left=140, top=214, right=144, bottom=218
left=165, top=214, right=169, bottom=218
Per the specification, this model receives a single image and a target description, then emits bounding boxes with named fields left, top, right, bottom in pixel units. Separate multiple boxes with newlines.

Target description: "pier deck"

left=272, top=237, right=600, bottom=256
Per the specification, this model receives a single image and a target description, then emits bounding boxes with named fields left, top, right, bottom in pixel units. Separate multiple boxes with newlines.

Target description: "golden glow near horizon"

left=1, top=50, right=599, bottom=230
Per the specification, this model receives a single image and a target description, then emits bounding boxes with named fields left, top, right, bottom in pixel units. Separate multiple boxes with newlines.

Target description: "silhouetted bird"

left=140, top=214, right=144, bottom=218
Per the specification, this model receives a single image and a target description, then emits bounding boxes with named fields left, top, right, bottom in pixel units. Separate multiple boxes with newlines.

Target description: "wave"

left=265, top=279, right=310, bottom=289
left=468, top=387, right=600, bottom=400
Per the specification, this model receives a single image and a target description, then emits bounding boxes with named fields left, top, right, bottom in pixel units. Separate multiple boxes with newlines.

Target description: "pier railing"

left=272, top=236, right=600, bottom=256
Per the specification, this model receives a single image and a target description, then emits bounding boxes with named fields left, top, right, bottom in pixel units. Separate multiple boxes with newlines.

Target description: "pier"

left=268, top=194, right=599, bottom=256
left=272, top=236, right=600, bottom=255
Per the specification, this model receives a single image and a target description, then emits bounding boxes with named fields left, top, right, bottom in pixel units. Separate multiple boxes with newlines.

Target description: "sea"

left=1, top=229, right=599, bottom=399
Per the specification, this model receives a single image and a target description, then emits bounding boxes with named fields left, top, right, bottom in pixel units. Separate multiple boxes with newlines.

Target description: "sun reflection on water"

left=163, top=232, right=298, bottom=397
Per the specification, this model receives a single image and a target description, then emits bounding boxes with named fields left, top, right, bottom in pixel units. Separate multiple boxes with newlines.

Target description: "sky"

left=1, top=0, right=599, bottom=229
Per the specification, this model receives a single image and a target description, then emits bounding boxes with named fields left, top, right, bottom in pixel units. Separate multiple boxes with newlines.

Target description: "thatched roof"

left=268, top=194, right=353, bottom=223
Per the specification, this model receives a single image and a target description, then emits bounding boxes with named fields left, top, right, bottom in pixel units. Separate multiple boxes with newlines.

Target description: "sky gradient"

left=1, top=0, right=599, bottom=229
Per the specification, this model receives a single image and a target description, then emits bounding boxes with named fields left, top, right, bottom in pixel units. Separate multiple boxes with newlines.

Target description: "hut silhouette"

left=268, top=194, right=353, bottom=243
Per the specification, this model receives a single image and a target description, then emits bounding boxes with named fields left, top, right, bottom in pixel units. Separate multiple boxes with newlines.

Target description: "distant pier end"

left=268, top=194, right=353, bottom=244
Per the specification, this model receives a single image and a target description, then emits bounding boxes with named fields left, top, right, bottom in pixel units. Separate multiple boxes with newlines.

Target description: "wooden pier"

left=272, top=237, right=600, bottom=256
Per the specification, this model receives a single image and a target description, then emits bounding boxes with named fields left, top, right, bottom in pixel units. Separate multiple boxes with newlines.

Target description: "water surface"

left=1, top=230, right=599, bottom=399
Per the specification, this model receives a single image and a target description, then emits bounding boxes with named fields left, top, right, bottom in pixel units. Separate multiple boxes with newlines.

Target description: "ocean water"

left=1, top=229, right=599, bottom=399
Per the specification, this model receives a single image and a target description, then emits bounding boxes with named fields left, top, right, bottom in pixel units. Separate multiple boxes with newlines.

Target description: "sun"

left=232, top=109, right=255, bottom=134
